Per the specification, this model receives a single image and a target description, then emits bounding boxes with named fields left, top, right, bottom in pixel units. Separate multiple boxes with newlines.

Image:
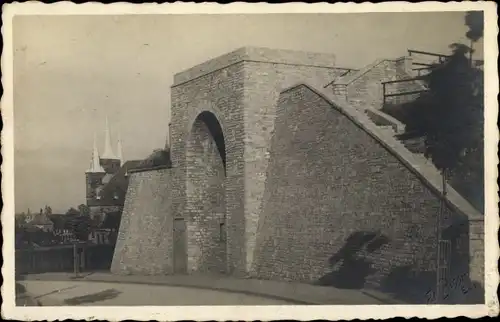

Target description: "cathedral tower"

left=100, top=116, right=121, bottom=174
left=85, top=133, right=106, bottom=206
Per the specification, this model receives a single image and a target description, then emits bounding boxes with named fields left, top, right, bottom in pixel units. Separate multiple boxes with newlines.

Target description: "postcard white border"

left=2, top=1, right=498, bottom=320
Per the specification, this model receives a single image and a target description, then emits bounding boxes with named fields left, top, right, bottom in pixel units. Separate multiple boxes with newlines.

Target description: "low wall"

left=111, top=167, right=177, bottom=275
left=331, top=57, right=423, bottom=109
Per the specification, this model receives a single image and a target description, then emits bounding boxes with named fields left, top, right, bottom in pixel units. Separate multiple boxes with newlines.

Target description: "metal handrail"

left=384, top=89, right=428, bottom=98
left=382, top=76, right=429, bottom=104
left=323, top=69, right=359, bottom=88
left=413, top=62, right=435, bottom=67
left=408, top=49, right=450, bottom=59
left=381, top=76, right=427, bottom=85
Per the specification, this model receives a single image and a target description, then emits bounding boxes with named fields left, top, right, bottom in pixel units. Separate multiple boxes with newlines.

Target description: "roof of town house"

left=97, top=160, right=142, bottom=204
left=27, top=213, right=54, bottom=228
left=48, top=214, right=68, bottom=230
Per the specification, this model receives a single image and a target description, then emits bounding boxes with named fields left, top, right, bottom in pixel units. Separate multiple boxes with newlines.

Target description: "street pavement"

left=17, top=272, right=402, bottom=306
left=19, top=280, right=294, bottom=306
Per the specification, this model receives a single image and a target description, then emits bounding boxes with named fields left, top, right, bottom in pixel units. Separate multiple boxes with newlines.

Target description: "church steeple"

left=87, top=133, right=105, bottom=173
left=117, top=132, right=124, bottom=164
left=102, top=116, right=117, bottom=160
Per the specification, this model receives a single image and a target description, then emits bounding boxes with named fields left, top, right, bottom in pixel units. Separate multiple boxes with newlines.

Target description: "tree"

left=380, top=13, right=484, bottom=303
left=392, top=44, right=482, bottom=170
left=15, top=214, right=27, bottom=228
left=44, top=205, right=53, bottom=216
left=78, top=204, right=91, bottom=217
left=382, top=14, right=484, bottom=213
left=101, top=211, right=122, bottom=230
left=136, top=149, right=172, bottom=169
left=66, top=207, right=80, bottom=216
left=67, top=214, right=93, bottom=242
left=464, top=11, right=484, bottom=65
left=420, top=44, right=481, bottom=171
left=417, top=49, right=483, bottom=302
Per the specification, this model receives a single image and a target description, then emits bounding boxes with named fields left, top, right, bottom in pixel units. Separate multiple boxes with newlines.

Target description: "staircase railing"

left=407, top=49, right=451, bottom=77
left=382, top=76, right=428, bottom=105
left=323, top=68, right=359, bottom=89
left=408, top=49, right=450, bottom=62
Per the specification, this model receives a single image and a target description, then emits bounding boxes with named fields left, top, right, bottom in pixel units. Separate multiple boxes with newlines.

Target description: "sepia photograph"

left=1, top=1, right=498, bottom=320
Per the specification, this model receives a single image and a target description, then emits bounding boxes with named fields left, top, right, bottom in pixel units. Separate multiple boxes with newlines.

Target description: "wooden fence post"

left=73, top=242, right=79, bottom=277
left=382, top=83, right=386, bottom=105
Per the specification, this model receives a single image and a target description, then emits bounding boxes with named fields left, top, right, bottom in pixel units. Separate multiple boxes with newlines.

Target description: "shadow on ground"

left=15, top=273, right=27, bottom=297
left=16, top=282, right=27, bottom=295
left=381, top=264, right=435, bottom=303
left=381, top=264, right=484, bottom=304
left=64, top=288, right=122, bottom=305
left=380, top=220, right=484, bottom=304
left=315, top=231, right=390, bottom=289
left=16, top=274, right=41, bottom=306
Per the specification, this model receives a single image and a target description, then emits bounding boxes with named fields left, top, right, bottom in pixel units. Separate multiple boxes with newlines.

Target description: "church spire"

left=102, top=116, right=117, bottom=159
left=87, top=133, right=105, bottom=173
left=117, top=132, right=123, bottom=164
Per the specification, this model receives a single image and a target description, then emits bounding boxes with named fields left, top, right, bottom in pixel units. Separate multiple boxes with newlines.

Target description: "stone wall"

left=111, top=47, right=483, bottom=304
left=242, top=60, right=346, bottom=273
left=346, top=59, right=404, bottom=109
left=329, top=57, right=425, bottom=109
left=185, top=115, right=227, bottom=274
left=251, top=84, right=474, bottom=303
left=170, top=46, right=345, bottom=276
left=469, top=218, right=485, bottom=292
left=170, top=61, right=246, bottom=275
left=111, top=167, right=176, bottom=275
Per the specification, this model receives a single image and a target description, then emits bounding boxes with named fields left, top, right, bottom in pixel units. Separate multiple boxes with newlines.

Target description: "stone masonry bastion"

left=111, top=47, right=483, bottom=303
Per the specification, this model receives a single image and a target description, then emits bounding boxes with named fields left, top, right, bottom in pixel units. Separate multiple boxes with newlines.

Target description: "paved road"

left=19, top=280, right=295, bottom=306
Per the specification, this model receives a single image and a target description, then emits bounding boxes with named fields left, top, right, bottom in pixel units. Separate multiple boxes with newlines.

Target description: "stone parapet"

left=173, top=46, right=337, bottom=86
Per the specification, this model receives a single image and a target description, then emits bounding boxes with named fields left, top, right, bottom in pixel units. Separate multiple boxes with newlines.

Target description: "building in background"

left=27, top=209, right=54, bottom=232
left=85, top=117, right=141, bottom=222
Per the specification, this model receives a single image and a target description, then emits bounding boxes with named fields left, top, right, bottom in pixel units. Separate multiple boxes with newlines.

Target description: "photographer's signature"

left=425, top=272, right=478, bottom=303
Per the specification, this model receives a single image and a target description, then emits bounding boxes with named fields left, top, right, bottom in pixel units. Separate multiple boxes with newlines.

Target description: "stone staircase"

left=320, top=52, right=450, bottom=189
left=325, top=49, right=454, bottom=111
left=399, top=135, right=426, bottom=154
left=381, top=49, right=453, bottom=107
left=323, top=50, right=456, bottom=173
left=308, top=57, right=483, bottom=296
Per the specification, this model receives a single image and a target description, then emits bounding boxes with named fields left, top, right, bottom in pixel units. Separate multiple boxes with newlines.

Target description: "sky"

left=13, top=12, right=483, bottom=214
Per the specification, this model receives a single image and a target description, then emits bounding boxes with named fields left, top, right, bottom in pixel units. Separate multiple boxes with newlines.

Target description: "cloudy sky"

left=13, top=12, right=483, bottom=213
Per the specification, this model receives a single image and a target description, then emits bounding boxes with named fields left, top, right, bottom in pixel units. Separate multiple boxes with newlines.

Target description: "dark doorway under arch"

left=196, top=111, right=226, bottom=172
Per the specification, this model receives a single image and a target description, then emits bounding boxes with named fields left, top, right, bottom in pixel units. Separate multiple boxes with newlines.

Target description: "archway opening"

left=184, top=111, right=227, bottom=275
left=198, top=111, right=226, bottom=173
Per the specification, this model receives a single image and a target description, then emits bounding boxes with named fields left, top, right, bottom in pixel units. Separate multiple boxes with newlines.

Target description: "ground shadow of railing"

left=380, top=263, right=483, bottom=304
left=315, top=231, right=390, bottom=289
left=380, top=220, right=484, bottom=304
left=313, top=227, right=482, bottom=304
